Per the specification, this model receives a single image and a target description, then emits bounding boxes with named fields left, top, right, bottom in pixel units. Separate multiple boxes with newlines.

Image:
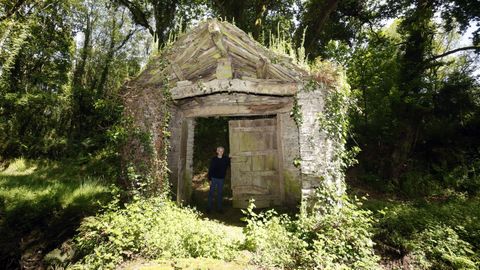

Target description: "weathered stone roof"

left=167, top=19, right=308, bottom=81
left=132, top=19, right=310, bottom=94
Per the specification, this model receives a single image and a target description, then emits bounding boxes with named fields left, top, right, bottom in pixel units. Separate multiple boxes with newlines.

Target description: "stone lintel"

left=170, top=79, right=300, bottom=100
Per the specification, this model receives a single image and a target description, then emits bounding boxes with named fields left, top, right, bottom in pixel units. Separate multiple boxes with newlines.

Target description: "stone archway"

left=170, top=91, right=296, bottom=207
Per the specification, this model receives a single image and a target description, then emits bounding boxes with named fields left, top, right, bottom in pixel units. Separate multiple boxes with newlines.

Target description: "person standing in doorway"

left=207, top=146, right=230, bottom=213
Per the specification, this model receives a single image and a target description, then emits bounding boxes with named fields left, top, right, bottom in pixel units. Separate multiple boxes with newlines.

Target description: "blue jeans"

left=208, top=177, right=224, bottom=211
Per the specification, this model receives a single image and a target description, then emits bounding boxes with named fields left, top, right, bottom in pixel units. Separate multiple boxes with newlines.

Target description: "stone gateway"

left=122, top=19, right=345, bottom=208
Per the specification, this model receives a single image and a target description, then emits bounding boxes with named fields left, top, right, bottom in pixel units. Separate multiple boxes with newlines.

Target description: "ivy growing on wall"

left=314, top=62, right=360, bottom=190
left=119, top=49, right=175, bottom=198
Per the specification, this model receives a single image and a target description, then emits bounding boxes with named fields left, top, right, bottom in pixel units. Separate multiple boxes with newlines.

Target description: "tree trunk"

left=389, top=0, right=433, bottom=184
left=96, top=15, right=117, bottom=98
left=72, top=12, right=92, bottom=89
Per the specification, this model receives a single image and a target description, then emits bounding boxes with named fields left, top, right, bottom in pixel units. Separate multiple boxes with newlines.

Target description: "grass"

left=3, top=157, right=479, bottom=269
left=358, top=194, right=480, bottom=268
left=120, top=255, right=257, bottom=270
left=0, top=158, right=112, bottom=268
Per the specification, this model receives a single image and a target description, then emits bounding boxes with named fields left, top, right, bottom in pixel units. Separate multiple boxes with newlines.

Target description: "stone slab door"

left=229, top=118, right=281, bottom=208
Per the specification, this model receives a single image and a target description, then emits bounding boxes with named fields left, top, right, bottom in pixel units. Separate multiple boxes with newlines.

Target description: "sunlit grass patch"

left=0, top=159, right=111, bottom=217
left=0, top=158, right=113, bottom=266
left=1, top=158, right=37, bottom=175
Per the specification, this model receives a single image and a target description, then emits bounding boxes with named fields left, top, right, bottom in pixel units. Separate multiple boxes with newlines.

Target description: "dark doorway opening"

left=191, top=116, right=242, bottom=224
left=191, top=115, right=283, bottom=225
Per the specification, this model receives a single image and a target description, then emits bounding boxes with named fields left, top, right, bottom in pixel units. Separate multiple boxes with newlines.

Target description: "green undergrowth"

left=48, top=187, right=382, bottom=270
left=364, top=196, right=480, bottom=269
left=119, top=256, right=256, bottom=270
left=64, top=197, right=243, bottom=269
left=242, top=186, right=381, bottom=269
left=0, top=158, right=112, bottom=267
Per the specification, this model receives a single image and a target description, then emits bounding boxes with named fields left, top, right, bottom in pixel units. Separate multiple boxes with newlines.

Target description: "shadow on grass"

left=0, top=159, right=112, bottom=269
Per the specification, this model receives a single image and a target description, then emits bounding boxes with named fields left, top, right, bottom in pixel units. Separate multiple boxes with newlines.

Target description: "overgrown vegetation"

left=0, top=159, right=112, bottom=268
left=243, top=185, right=380, bottom=269
left=49, top=197, right=242, bottom=269
left=363, top=196, right=480, bottom=269
left=1, top=0, right=480, bottom=269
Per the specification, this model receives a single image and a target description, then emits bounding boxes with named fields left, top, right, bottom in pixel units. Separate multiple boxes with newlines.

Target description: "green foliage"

left=407, top=225, right=477, bottom=270
left=296, top=0, right=376, bottom=58
left=0, top=0, right=150, bottom=162
left=0, top=158, right=112, bottom=268
left=332, top=15, right=480, bottom=195
left=290, top=93, right=303, bottom=126
left=368, top=196, right=480, bottom=269
left=243, top=204, right=307, bottom=268
left=71, top=197, right=241, bottom=269
left=301, top=185, right=381, bottom=269
left=243, top=184, right=380, bottom=269
left=208, top=0, right=298, bottom=43
left=0, top=1, right=75, bottom=160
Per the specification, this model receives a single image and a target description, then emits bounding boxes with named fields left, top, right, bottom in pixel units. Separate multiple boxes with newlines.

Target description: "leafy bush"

left=70, top=197, right=241, bottom=269
left=407, top=225, right=478, bottom=269
left=243, top=184, right=380, bottom=269
left=369, top=196, right=480, bottom=269
left=243, top=206, right=307, bottom=268
left=442, top=158, right=480, bottom=196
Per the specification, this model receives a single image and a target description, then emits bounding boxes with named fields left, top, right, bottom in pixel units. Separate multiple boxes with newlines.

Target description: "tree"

left=0, top=0, right=75, bottom=159
left=114, top=0, right=209, bottom=50
left=326, top=0, right=480, bottom=193
left=208, top=0, right=298, bottom=42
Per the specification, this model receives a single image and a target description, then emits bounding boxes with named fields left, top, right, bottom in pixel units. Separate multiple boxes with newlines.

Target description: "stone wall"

left=121, top=85, right=167, bottom=193
left=278, top=112, right=302, bottom=205
left=166, top=106, right=183, bottom=200
left=297, top=85, right=344, bottom=199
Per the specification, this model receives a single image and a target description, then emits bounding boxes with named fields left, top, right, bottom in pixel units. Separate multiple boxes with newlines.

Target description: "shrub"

left=370, top=196, right=480, bottom=269
left=301, top=186, right=381, bottom=269
left=243, top=184, right=380, bottom=269
left=407, top=225, right=478, bottom=270
left=243, top=205, right=308, bottom=268
left=70, top=196, right=241, bottom=269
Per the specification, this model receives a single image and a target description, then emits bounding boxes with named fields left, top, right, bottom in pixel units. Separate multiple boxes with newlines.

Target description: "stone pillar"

left=296, top=85, right=344, bottom=201
left=278, top=112, right=302, bottom=206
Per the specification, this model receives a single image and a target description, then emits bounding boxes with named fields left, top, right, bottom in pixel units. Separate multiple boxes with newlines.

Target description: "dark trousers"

left=208, top=177, right=224, bottom=211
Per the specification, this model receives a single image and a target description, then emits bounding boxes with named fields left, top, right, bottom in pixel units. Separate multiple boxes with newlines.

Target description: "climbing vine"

left=158, top=48, right=174, bottom=198
left=315, top=64, right=360, bottom=179
left=119, top=24, right=189, bottom=199
left=290, top=93, right=303, bottom=127
left=119, top=42, right=177, bottom=198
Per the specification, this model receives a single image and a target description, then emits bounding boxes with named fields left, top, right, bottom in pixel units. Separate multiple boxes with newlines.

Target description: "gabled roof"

left=137, top=19, right=309, bottom=88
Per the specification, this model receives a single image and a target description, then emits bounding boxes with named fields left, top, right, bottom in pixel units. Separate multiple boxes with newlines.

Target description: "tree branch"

left=0, top=0, right=28, bottom=22
left=428, top=46, right=480, bottom=61
left=114, top=28, right=138, bottom=52
left=306, top=0, right=340, bottom=49
left=115, top=0, right=155, bottom=37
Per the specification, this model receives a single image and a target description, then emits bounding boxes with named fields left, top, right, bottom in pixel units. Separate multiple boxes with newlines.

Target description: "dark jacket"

left=208, top=156, right=230, bottom=180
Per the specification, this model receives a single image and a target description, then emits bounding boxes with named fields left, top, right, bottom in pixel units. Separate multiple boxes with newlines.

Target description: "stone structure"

left=122, top=19, right=344, bottom=208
